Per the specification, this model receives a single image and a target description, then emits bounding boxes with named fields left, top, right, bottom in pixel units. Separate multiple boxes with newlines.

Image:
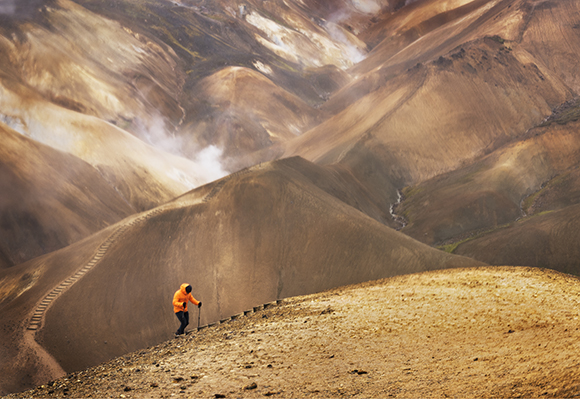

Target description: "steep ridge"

left=26, top=207, right=166, bottom=332
left=322, top=0, right=524, bottom=115
left=279, top=34, right=569, bottom=200
left=0, top=157, right=483, bottom=393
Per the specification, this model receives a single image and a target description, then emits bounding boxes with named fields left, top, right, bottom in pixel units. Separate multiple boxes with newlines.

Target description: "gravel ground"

left=8, top=266, right=580, bottom=398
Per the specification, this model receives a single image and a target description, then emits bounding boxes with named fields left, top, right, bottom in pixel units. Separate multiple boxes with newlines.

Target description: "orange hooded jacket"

left=173, top=283, right=200, bottom=313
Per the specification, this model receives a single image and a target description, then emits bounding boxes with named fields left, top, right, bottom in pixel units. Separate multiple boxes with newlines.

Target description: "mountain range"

left=1, top=0, right=579, bottom=394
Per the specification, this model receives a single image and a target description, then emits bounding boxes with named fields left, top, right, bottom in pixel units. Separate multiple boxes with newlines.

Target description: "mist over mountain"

left=1, top=0, right=580, bottom=395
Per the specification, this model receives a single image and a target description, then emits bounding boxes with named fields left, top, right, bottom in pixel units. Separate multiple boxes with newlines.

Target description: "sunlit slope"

left=0, top=76, right=208, bottom=210
left=12, top=267, right=580, bottom=399
left=0, top=158, right=483, bottom=378
left=70, top=0, right=371, bottom=120
left=282, top=36, right=569, bottom=192
left=0, top=0, right=185, bottom=132
left=0, top=125, right=135, bottom=268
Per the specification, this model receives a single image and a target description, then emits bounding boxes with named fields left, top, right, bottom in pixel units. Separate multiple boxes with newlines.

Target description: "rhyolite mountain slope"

left=2, top=0, right=580, bottom=395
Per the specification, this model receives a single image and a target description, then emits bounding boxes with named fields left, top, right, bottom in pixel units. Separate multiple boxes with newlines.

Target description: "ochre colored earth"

left=8, top=266, right=580, bottom=399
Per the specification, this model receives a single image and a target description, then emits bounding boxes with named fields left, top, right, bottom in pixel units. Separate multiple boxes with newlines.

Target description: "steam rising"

left=133, top=115, right=228, bottom=186
left=326, top=22, right=366, bottom=64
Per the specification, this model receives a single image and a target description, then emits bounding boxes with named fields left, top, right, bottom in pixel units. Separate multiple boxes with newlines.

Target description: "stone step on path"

left=27, top=207, right=165, bottom=331
left=192, top=300, right=283, bottom=333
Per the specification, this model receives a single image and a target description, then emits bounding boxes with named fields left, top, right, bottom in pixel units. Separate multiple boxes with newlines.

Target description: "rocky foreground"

left=9, top=266, right=580, bottom=398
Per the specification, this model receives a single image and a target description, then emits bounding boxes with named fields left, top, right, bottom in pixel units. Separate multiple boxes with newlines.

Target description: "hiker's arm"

left=189, top=294, right=200, bottom=306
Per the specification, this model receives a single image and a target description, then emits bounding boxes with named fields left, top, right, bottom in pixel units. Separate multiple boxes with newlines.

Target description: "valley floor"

left=8, top=266, right=580, bottom=398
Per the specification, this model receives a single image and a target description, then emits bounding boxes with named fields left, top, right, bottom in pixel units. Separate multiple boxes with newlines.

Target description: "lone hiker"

left=173, top=283, right=202, bottom=336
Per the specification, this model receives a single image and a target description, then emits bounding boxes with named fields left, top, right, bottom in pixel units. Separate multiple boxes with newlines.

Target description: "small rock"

left=244, top=382, right=258, bottom=390
left=320, top=307, right=334, bottom=315
left=173, top=377, right=184, bottom=383
left=124, top=386, right=132, bottom=392
left=214, top=394, right=226, bottom=398
left=150, top=383, right=159, bottom=388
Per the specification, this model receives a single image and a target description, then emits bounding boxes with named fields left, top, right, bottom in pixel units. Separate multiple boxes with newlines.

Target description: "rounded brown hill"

left=37, top=157, right=481, bottom=373
left=9, top=266, right=580, bottom=399
left=0, top=156, right=483, bottom=395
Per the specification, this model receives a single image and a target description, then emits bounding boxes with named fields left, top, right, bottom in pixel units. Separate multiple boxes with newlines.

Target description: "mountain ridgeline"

left=1, top=0, right=580, bottom=394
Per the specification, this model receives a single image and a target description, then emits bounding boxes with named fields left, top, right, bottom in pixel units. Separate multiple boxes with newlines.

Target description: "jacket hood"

left=180, top=283, right=189, bottom=295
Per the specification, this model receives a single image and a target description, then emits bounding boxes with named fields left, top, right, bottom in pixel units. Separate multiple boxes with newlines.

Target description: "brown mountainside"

left=0, top=125, right=135, bottom=268
left=1, top=0, right=580, bottom=395
left=0, top=157, right=483, bottom=393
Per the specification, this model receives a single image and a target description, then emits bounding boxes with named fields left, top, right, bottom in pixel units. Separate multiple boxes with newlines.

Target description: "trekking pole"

left=197, top=305, right=201, bottom=331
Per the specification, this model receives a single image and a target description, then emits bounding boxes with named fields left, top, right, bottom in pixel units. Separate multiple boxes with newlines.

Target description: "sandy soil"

left=8, top=266, right=580, bottom=398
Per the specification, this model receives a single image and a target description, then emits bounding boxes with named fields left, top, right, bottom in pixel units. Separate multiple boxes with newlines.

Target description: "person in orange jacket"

left=173, top=283, right=201, bottom=336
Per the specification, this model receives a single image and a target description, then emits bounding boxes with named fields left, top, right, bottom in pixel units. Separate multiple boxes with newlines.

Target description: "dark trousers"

left=175, top=311, right=189, bottom=335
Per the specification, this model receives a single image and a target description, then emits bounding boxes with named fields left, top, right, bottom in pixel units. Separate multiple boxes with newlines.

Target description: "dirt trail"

left=16, top=170, right=252, bottom=389
left=9, top=266, right=580, bottom=399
